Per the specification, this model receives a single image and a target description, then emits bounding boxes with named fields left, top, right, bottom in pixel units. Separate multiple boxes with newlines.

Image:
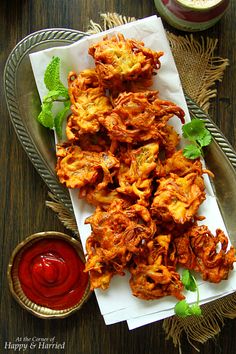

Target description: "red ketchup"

left=18, top=239, right=88, bottom=310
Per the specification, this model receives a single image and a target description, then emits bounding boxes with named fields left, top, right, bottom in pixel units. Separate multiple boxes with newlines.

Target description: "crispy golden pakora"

left=129, top=235, right=184, bottom=300
left=129, top=263, right=184, bottom=300
left=159, top=125, right=180, bottom=157
left=79, top=186, right=131, bottom=210
left=116, top=142, right=159, bottom=205
left=156, top=150, right=212, bottom=178
left=85, top=203, right=156, bottom=290
left=54, top=34, right=236, bottom=301
left=151, top=172, right=206, bottom=224
left=88, top=33, right=163, bottom=90
left=66, top=70, right=112, bottom=140
left=174, top=225, right=236, bottom=283
left=56, top=144, right=119, bottom=189
left=73, top=131, right=111, bottom=152
left=98, top=91, right=185, bottom=143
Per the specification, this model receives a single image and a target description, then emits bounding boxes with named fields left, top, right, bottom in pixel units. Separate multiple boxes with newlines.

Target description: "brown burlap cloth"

left=46, top=13, right=236, bottom=351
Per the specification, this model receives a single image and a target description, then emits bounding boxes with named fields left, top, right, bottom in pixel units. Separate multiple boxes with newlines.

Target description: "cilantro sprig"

left=182, top=119, right=212, bottom=159
left=174, top=270, right=202, bottom=318
left=37, top=56, right=70, bottom=138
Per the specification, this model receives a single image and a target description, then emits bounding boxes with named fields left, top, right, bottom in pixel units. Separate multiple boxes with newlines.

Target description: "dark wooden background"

left=0, top=1, right=235, bottom=353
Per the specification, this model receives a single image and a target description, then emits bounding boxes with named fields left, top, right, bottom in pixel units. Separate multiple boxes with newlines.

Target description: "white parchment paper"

left=30, top=15, right=236, bottom=329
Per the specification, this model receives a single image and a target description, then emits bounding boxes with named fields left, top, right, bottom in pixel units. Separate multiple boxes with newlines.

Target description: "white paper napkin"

left=29, top=15, right=236, bottom=329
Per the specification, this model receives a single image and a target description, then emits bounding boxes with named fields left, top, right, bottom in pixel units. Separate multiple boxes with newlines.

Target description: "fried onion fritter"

left=116, top=142, right=159, bottom=205
left=160, top=125, right=180, bottom=157
left=174, top=225, right=236, bottom=283
left=66, top=70, right=112, bottom=140
left=54, top=33, right=236, bottom=301
left=129, top=234, right=184, bottom=300
left=88, top=33, right=163, bottom=90
left=79, top=186, right=131, bottom=210
left=157, top=150, right=209, bottom=178
left=85, top=203, right=156, bottom=290
left=73, top=131, right=111, bottom=152
left=98, top=91, right=185, bottom=143
left=151, top=172, right=206, bottom=224
left=129, top=263, right=184, bottom=300
left=56, top=144, right=119, bottom=189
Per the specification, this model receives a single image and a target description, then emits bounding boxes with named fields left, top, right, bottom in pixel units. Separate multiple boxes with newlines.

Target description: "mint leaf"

left=183, top=144, right=201, bottom=159
left=44, top=56, right=66, bottom=92
left=37, top=101, right=54, bottom=128
left=54, top=101, right=71, bottom=138
left=43, top=89, right=69, bottom=103
left=37, top=56, right=71, bottom=136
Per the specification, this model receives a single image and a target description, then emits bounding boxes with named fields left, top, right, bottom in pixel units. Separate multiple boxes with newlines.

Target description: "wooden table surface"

left=1, top=1, right=235, bottom=353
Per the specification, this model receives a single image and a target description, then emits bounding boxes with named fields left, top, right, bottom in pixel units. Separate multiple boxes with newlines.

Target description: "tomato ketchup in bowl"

left=8, top=232, right=90, bottom=318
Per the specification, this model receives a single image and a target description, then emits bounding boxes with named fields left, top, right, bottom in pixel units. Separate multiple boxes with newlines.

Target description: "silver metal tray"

left=4, top=28, right=236, bottom=242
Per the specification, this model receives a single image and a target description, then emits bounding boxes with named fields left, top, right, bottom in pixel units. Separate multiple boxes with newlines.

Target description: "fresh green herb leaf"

left=197, top=129, right=212, bottom=147
left=174, top=270, right=202, bottom=318
left=174, top=300, right=192, bottom=318
left=44, top=56, right=66, bottom=92
left=183, top=144, right=202, bottom=160
left=181, top=269, right=196, bottom=292
left=37, top=101, right=54, bottom=128
left=190, top=303, right=202, bottom=316
left=182, top=119, right=205, bottom=141
left=43, top=89, right=69, bottom=103
left=182, top=119, right=212, bottom=159
left=37, top=56, right=70, bottom=137
left=175, top=300, right=202, bottom=318
left=54, top=101, right=71, bottom=138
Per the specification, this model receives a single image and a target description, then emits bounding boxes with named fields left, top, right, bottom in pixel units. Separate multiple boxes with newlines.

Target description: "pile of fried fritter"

left=56, top=33, right=235, bottom=301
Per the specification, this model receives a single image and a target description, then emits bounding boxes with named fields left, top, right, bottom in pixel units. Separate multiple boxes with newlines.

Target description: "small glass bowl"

left=7, top=231, right=91, bottom=319
left=154, top=0, right=230, bottom=32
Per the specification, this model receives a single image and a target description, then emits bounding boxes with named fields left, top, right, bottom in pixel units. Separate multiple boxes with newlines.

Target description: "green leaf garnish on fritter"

left=174, top=270, right=202, bottom=318
left=182, top=119, right=212, bottom=159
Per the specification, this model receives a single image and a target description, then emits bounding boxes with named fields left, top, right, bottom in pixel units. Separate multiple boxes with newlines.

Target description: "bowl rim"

left=7, top=231, right=91, bottom=319
left=176, top=0, right=225, bottom=11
